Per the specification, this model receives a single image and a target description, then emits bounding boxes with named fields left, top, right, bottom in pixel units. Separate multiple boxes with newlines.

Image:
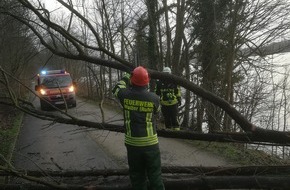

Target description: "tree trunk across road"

left=12, top=96, right=234, bottom=173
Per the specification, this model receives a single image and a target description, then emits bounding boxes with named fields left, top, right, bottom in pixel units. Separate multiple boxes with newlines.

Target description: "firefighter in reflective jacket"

left=155, top=67, right=181, bottom=131
left=112, top=66, right=164, bottom=190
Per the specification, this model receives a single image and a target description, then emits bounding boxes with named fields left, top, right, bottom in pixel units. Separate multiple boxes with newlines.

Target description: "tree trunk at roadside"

left=171, top=0, right=185, bottom=76
left=146, top=0, right=159, bottom=71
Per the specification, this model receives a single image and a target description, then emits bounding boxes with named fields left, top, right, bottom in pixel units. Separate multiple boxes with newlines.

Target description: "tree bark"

left=2, top=175, right=290, bottom=189
left=2, top=165, right=290, bottom=177
left=146, top=0, right=159, bottom=71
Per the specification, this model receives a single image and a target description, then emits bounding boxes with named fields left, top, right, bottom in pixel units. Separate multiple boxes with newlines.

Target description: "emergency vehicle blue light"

left=41, top=70, right=47, bottom=75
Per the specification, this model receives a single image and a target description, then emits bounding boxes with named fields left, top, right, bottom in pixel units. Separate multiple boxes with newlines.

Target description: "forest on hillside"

left=1, top=0, right=290, bottom=188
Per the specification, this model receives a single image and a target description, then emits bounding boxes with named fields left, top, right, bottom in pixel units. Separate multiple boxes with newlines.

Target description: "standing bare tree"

left=0, top=0, right=38, bottom=98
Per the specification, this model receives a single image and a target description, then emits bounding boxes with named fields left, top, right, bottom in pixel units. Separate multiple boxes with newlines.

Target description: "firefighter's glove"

left=123, top=72, right=131, bottom=79
left=122, top=72, right=131, bottom=85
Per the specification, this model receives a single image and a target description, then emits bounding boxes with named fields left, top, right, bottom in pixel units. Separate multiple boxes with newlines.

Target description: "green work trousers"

left=126, top=146, right=164, bottom=190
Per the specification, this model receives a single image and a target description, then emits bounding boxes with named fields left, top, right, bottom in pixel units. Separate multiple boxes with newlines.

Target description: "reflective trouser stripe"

left=125, top=134, right=158, bottom=147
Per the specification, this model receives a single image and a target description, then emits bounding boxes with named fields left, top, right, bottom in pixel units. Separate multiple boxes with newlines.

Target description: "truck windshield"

left=40, top=75, right=72, bottom=88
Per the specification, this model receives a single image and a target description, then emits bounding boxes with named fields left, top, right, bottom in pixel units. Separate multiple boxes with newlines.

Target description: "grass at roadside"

left=187, top=140, right=288, bottom=166
left=0, top=109, right=23, bottom=184
left=0, top=110, right=23, bottom=164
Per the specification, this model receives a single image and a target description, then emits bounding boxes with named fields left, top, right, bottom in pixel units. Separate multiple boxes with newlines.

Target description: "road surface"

left=12, top=97, right=122, bottom=171
left=13, top=95, right=233, bottom=173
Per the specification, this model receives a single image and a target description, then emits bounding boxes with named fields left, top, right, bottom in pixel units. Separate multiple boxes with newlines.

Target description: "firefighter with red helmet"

left=155, top=67, right=181, bottom=130
left=112, top=66, right=164, bottom=190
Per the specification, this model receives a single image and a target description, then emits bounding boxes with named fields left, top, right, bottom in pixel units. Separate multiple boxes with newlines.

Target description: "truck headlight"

left=68, top=85, right=75, bottom=92
left=40, top=88, right=47, bottom=95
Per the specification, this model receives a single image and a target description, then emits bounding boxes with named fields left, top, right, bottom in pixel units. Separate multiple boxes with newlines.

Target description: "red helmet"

left=130, top=66, right=149, bottom=86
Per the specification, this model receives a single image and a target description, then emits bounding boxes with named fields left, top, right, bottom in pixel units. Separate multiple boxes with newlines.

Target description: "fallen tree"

left=3, top=165, right=290, bottom=189
left=2, top=165, right=290, bottom=177
left=4, top=96, right=290, bottom=146
left=2, top=175, right=290, bottom=190
left=2, top=95, right=290, bottom=146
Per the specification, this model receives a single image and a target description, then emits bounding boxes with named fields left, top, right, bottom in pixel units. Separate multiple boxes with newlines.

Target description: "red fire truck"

left=35, top=70, right=77, bottom=110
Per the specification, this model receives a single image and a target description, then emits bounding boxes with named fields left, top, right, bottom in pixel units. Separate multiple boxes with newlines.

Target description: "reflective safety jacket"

left=155, top=80, right=181, bottom=106
left=112, top=76, right=161, bottom=147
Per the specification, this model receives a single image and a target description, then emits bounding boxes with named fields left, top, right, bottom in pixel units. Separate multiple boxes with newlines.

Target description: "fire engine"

left=35, top=70, right=77, bottom=110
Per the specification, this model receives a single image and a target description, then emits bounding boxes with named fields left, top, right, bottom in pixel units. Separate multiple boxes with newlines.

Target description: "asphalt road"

left=12, top=93, right=233, bottom=173
left=12, top=96, right=123, bottom=171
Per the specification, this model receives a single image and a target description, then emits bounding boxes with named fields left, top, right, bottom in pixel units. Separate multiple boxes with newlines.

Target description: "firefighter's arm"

left=177, top=97, right=181, bottom=106
left=176, top=85, right=181, bottom=106
left=112, top=73, right=131, bottom=97
left=154, top=100, right=161, bottom=114
left=121, top=72, right=131, bottom=85
left=155, top=80, right=161, bottom=95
